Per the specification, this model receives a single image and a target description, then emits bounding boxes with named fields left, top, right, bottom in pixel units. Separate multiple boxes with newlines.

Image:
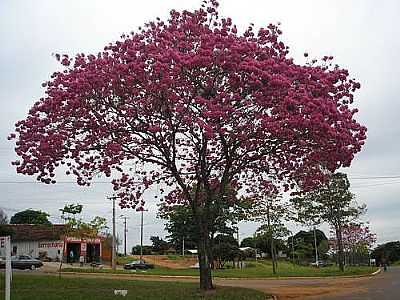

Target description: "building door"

left=66, top=243, right=80, bottom=263
left=86, top=243, right=100, bottom=263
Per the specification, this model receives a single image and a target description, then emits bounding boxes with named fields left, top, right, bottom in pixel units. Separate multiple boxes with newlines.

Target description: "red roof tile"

left=5, top=224, right=66, bottom=241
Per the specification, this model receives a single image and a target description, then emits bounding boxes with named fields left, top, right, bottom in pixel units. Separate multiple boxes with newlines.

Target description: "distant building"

left=0, top=224, right=109, bottom=263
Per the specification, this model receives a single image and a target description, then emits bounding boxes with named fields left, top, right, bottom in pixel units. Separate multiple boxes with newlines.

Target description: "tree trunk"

left=335, top=224, right=345, bottom=272
left=58, top=236, right=66, bottom=279
left=197, top=224, right=213, bottom=290
left=266, top=203, right=277, bottom=274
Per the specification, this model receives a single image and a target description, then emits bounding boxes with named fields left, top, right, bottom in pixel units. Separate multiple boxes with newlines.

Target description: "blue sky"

left=0, top=0, right=399, bottom=250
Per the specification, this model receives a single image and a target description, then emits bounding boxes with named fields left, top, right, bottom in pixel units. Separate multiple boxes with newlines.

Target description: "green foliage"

left=212, top=234, right=241, bottom=269
left=318, top=240, right=330, bottom=260
left=291, top=173, right=364, bottom=227
left=0, top=209, right=8, bottom=224
left=240, top=237, right=256, bottom=248
left=131, top=245, right=152, bottom=255
left=60, top=204, right=83, bottom=215
left=150, top=236, right=170, bottom=254
left=10, top=209, right=51, bottom=225
left=371, top=241, right=400, bottom=265
left=291, top=173, right=366, bottom=271
left=0, top=225, right=14, bottom=237
left=257, top=223, right=291, bottom=240
left=158, top=205, right=198, bottom=251
left=240, top=234, right=287, bottom=258
left=60, top=204, right=107, bottom=238
left=288, top=229, right=328, bottom=262
left=158, top=202, right=242, bottom=252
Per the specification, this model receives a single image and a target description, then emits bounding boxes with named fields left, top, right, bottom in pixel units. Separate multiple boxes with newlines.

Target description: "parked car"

left=189, top=262, right=199, bottom=269
left=0, top=255, right=43, bottom=270
left=123, top=259, right=154, bottom=270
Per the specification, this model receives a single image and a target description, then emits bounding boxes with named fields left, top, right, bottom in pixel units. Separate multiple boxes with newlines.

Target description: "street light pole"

left=120, top=215, right=129, bottom=256
left=108, top=196, right=117, bottom=271
left=140, top=209, right=143, bottom=260
left=139, top=209, right=148, bottom=261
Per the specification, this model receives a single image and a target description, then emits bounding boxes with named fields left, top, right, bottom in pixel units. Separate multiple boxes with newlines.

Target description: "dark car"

left=5, top=255, right=43, bottom=270
left=123, top=260, right=154, bottom=270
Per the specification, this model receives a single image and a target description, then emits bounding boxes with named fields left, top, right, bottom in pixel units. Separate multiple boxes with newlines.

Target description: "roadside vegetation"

left=63, top=259, right=377, bottom=278
left=0, top=274, right=266, bottom=300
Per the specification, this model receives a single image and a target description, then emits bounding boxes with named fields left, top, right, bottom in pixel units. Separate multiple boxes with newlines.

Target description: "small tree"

left=289, top=229, right=329, bottom=264
left=330, top=223, right=376, bottom=266
left=291, top=173, right=365, bottom=271
left=158, top=187, right=248, bottom=256
left=10, top=209, right=51, bottom=225
left=244, top=183, right=291, bottom=274
left=213, top=234, right=240, bottom=269
left=0, top=226, right=14, bottom=237
left=0, top=209, right=8, bottom=224
left=256, top=222, right=290, bottom=273
left=371, top=241, right=400, bottom=265
left=58, top=204, right=107, bottom=275
left=150, top=236, right=170, bottom=254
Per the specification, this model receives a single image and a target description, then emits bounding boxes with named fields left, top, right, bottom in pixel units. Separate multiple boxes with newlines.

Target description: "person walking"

left=79, top=255, right=84, bottom=267
left=69, top=250, right=74, bottom=265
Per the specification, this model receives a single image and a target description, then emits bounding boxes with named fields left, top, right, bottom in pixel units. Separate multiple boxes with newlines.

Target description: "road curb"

left=48, top=271, right=200, bottom=280
left=371, top=268, right=382, bottom=276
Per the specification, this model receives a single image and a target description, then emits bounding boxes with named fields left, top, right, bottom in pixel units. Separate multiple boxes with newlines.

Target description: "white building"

left=1, top=224, right=104, bottom=263
left=0, top=224, right=65, bottom=261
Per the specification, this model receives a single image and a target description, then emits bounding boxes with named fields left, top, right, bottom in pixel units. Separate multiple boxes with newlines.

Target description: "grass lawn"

left=63, top=259, right=378, bottom=278
left=0, top=274, right=266, bottom=300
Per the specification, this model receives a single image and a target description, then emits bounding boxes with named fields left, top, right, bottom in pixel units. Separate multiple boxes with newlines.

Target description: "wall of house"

left=10, top=240, right=63, bottom=260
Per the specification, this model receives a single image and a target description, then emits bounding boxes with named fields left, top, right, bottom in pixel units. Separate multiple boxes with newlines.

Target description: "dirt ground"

left=134, top=255, right=198, bottom=269
left=214, top=276, right=371, bottom=299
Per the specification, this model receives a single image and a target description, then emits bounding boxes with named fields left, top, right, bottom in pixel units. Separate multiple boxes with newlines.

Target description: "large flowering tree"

left=10, top=1, right=366, bottom=289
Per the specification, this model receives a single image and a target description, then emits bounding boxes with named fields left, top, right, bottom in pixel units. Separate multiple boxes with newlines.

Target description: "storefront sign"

left=38, top=242, right=64, bottom=248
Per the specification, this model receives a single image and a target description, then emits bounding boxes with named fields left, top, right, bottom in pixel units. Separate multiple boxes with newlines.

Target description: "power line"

left=0, top=181, right=113, bottom=184
left=352, top=181, right=400, bottom=189
left=350, top=176, right=400, bottom=180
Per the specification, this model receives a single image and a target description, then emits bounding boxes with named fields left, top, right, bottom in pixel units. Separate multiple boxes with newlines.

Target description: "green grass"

left=63, top=259, right=378, bottom=278
left=0, top=274, right=266, bottom=300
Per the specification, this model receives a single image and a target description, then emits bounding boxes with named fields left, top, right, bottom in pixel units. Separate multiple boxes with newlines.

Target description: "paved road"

left=319, top=267, right=400, bottom=300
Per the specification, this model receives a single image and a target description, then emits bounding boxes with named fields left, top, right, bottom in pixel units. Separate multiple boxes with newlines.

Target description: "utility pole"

left=139, top=209, right=148, bottom=261
left=254, top=233, right=257, bottom=261
left=313, top=226, right=319, bottom=267
left=108, top=196, right=117, bottom=271
left=120, top=215, right=129, bottom=256
left=182, top=219, right=186, bottom=256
